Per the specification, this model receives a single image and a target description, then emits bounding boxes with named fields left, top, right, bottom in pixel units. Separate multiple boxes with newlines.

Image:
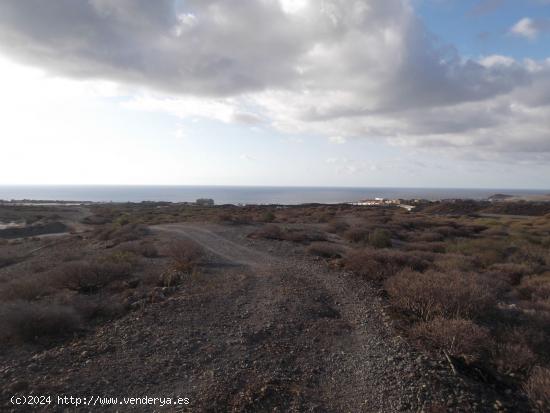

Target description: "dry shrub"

left=0, top=301, right=81, bottom=343
left=55, top=256, right=135, bottom=294
left=249, top=225, right=326, bottom=244
left=404, top=241, right=446, bottom=253
left=368, top=228, right=392, bottom=249
left=485, top=263, right=531, bottom=286
left=307, top=242, right=344, bottom=259
left=259, top=211, right=276, bottom=223
left=385, top=270, right=497, bottom=321
left=283, top=228, right=327, bottom=244
left=95, top=223, right=149, bottom=244
left=417, top=231, right=444, bottom=242
left=518, top=273, right=550, bottom=301
left=492, top=343, right=537, bottom=374
left=248, top=224, right=283, bottom=240
left=62, top=294, right=124, bottom=321
left=215, top=212, right=253, bottom=225
left=167, top=239, right=204, bottom=272
left=447, top=238, right=510, bottom=267
left=508, top=243, right=548, bottom=270
left=343, top=227, right=370, bottom=243
left=0, top=275, right=51, bottom=301
left=327, top=219, right=349, bottom=234
left=119, top=241, right=158, bottom=258
left=158, top=268, right=186, bottom=287
left=411, top=317, right=491, bottom=362
left=0, top=251, right=17, bottom=268
left=344, top=249, right=429, bottom=282
left=524, top=367, right=550, bottom=412
left=433, top=253, right=480, bottom=272
left=434, top=225, right=467, bottom=238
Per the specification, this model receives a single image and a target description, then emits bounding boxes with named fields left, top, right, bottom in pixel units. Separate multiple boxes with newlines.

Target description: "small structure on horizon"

left=349, top=197, right=416, bottom=211
left=195, top=198, right=215, bottom=206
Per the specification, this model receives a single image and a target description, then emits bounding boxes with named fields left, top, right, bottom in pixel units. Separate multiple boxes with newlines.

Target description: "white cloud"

left=510, top=17, right=550, bottom=40
left=0, top=1, right=548, bottom=164
left=122, top=95, right=255, bottom=124
left=479, top=55, right=516, bottom=67
left=510, top=18, right=539, bottom=39
left=280, top=0, right=309, bottom=14
left=240, top=154, right=256, bottom=162
left=328, top=136, right=347, bottom=144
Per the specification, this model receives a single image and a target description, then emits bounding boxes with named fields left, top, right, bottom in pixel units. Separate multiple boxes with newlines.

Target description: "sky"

left=0, top=0, right=549, bottom=189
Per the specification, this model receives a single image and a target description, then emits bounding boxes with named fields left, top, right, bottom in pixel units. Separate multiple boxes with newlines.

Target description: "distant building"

left=399, top=204, right=415, bottom=211
left=195, top=198, right=215, bottom=206
left=349, top=198, right=411, bottom=208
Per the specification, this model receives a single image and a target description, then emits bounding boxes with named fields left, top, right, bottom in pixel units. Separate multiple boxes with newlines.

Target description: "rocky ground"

left=0, top=223, right=529, bottom=412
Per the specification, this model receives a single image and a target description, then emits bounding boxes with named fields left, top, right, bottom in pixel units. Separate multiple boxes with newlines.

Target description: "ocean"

left=0, top=185, right=548, bottom=205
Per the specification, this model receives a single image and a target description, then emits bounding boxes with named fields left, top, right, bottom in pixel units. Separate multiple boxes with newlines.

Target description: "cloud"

left=510, top=17, right=550, bottom=39
left=328, top=136, right=347, bottom=144
left=0, top=1, right=549, bottom=163
left=240, top=154, right=256, bottom=162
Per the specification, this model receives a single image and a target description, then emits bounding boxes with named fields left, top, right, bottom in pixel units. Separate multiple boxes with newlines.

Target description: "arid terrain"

left=1, top=201, right=549, bottom=412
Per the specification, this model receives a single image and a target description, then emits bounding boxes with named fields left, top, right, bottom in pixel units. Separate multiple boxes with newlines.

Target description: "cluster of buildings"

left=349, top=198, right=416, bottom=211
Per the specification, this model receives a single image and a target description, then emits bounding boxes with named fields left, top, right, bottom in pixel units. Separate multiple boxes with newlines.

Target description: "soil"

left=0, top=223, right=526, bottom=412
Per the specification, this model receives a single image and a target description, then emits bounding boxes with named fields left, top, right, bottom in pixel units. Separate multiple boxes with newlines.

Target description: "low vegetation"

left=2, top=199, right=549, bottom=409
left=248, top=224, right=327, bottom=244
left=0, top=301, right=81, bottom=343
left=0, top=217, right=195, bottom=346
left=166, top=239, right=204, bottom=273
left=306, top=242, right=344, bottom=259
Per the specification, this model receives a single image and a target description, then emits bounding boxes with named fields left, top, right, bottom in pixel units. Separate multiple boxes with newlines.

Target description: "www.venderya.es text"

left=10, top=395, right=190, bottom=407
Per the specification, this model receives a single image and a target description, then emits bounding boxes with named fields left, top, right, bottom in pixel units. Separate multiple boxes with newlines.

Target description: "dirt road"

left=1, top=223, right=492, bottom=412
left=150, top=224, right=478, bottom=412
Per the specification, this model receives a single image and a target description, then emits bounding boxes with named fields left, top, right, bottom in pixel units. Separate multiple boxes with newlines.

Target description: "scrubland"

left=1, top=201, right=549, bottom=411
